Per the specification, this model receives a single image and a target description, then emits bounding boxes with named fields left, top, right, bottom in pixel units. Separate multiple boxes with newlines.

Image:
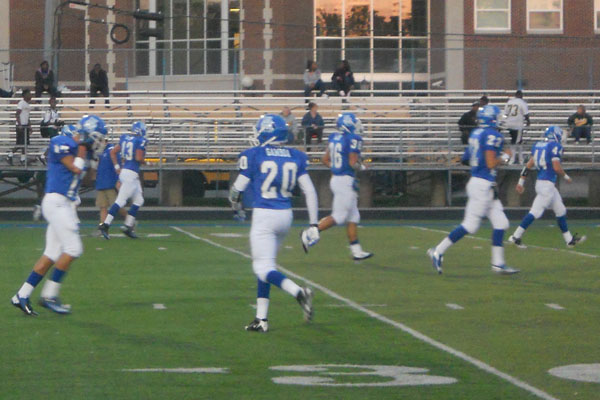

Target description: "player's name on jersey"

left=265, top=147, right=292, bottom=158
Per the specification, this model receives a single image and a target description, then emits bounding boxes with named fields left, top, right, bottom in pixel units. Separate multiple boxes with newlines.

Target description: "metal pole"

left=517, top=55, right=523, bottom=90
left=162, top=54, right=166, bottom=91
left=481, top=55, right=488, bottom=91
left=158, top=125, right=163, bottom=205
left=125, top=53, right=129, bottom=90
left=411, top=46, right=415, bottom=90
left=447, top=169, right=452, bottom=206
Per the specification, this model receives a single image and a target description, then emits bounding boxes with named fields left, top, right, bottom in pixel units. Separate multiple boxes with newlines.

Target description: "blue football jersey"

left=96, top=144, right=120, bottom=190
left=119, top=134, right=146, bottom=173
left=328, top=132, right=362, bottom=177
left=463, top=127, right=504, bottom=182
left=532, top=141, right=562, bottom=183
left=45, top=135, right=80, bottom=200
left=238, top=145, right=308, bottom=210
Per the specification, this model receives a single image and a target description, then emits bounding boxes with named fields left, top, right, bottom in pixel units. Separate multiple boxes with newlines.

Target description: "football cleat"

left=39, top=297, right=71, bottom=314
left=508, top=235, right=527, bottom=249
left=427, top=248, right=443, bottom=274
left=300, top=226, right=320, bottom=253
left=491, top=265, right=520, bottom=275
left=11, top=294, right=38, bottom=316
left=352, top=251, right=374, bottom=261
left=296, top=287, right=314, bottom=322
left=567, top=233, right=586, bottom=248
left=121, top=225, right=138, bottom=239
left=98, top=223, right=110, bottom=240
left=245, top=318, right=268, bottom=333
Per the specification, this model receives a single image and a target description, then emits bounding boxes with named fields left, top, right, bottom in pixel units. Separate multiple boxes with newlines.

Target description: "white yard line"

left=545, top=304, right=565, bottom=311
left=153, top=303, right=167, bottom=310
left=446, top=303, right=464, bottom=310
left=410, top=226, right=598, bottom=259
left=171, top=226, right=560, bottom=400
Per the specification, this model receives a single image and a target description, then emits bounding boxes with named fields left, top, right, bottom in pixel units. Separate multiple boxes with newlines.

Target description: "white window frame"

left=474, top=0, right=511, bottom=34
left=526, top=0, right=563, bottom=34
left=595, top=0, right=600, bottom=33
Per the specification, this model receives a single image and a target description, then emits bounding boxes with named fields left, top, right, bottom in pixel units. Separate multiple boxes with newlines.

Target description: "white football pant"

left=529, top=180, right=567, bottom=218
left=330, top=175, right=360, bottom=225
left=461, top=177, right=509, bottom=233
left=42, top=193, right=83, bottom=260
left=250, top=208, right=293, bottom=282
left=115, top=169, right=144, bottom=207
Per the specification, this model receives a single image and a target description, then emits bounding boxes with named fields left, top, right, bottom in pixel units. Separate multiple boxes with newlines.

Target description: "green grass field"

left=1, top=219, right=599, bottom=400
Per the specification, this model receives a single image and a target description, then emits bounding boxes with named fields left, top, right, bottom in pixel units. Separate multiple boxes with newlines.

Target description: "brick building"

left=1, top=0, right=599, bottom=93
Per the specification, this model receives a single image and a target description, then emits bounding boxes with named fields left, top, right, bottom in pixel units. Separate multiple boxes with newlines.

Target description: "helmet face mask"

left=253, top=114, right=289, bottom=146
left=132, top=121, right=147, bottom=138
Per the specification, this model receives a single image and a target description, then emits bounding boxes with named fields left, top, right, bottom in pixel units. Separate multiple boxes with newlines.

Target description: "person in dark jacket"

left=331, top=60, right=354, bottom=97
left=34, top=61, right=59, bottom=98
left=89, top=63, right=110, bottom=105
left=301, top=102, right=325, bottom=151
left=458, top=101, right=480, bottom=144
left=567, top=105, right=593, bottom=144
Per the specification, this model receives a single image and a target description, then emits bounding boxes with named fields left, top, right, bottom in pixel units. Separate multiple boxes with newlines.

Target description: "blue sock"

left=128, top=204, right=140, bottom=217
left=26, top=271, right=44, bottom=287
left=520, top=213, right=535, bottom=230
left=108, top=203, right=120, bottom=218
left=449, top=225, right=468, bottom=243
left=266, top=270, right=286, bottom=288
left=349, top=239, right=359, bottom=245
left=257, top=279, right=271, bottom=299
left=50, top=268, right=67, bottom=283
left=492, top=229, right=504, bottom=247
left=557, top=215, right=568, bottom=233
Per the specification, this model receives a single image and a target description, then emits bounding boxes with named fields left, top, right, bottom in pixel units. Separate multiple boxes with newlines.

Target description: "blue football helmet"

left=60, top=124, right=77, bottom=138
left=131, top=121, right=147, bottom=138
left=337, top=112, right=363, bottom=135
left=253, top=114, right=289, bottom=146
left=477, top=104, right=502, bottom=128
left=77, top=115, right=107, bottom=155
left=544, top=126, right=564, bottom=143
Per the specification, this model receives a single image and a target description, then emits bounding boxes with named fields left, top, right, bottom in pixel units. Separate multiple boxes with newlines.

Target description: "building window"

left=527, top=0, right=563, bottom=33
left=595, top=0, right=600, bottom=32
left=314, top=0, right=429, bottom=85
left=135, top=0, right=240, bottom=76
left=474, top=0, right=511, bottom=32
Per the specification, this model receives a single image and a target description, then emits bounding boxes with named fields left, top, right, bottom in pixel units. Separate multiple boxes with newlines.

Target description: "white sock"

left=104, top=214, right=114, bottom=225
left=17, top=282, right=35, bottom=299
left=513, top=226, right=525, bottom=239
left=492, top=246, right=505, bottom=266
left=350, top=243, right=363, bottom=255
left=281, top=278, right=301, bottom=297
left=256, top=298, right=269, bottom=320
left=125, top=214, right=135, bottom=227
left=563, top=231, right=573, bottom=244
left=41, top=280, right=61, bottom=299
left=435, top=237, right=453, bottom=255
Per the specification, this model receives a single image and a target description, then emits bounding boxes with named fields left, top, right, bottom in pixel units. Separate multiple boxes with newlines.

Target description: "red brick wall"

left=464, top=0, right=600, bottom=90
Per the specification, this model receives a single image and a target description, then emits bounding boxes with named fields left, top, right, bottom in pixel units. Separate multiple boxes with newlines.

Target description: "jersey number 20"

left=261, top=161, right=297, bottom=199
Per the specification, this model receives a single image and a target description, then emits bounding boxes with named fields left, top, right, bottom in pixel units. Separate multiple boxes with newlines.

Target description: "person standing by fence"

left=8, top=89, right=33, bottom=165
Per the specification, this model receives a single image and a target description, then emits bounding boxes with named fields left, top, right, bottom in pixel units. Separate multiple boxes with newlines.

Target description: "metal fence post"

left=158, top=125, right=164, bottom=205
left=162, top=54, right=166, bottom=91
left=481, top=55, right=488, bottom=91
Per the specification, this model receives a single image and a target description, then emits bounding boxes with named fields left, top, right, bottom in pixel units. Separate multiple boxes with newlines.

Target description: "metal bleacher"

left=0, top=89, right=598, bottom=173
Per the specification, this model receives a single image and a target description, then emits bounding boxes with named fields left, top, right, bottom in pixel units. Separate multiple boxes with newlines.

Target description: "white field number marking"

left=123, top=368, right=228, bottom=374
left=548, top=364, right=600, bottom=383
left=446, top=303, right=464, bottom=310
left=545, top=303, right=565, bottom=310
left=171, top=226, right=560, bottom=400
left=270, top=364, right=457, bottom=387
left=153, top=303, right=167, bottom=310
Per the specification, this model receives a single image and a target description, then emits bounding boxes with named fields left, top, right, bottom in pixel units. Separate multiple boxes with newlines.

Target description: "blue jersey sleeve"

left=50, top=136, right=76, bottom=161
left=481, top=129, right=503, bottom=152
left=550, top=142, right=563, bottom=161
left=136, top=137, right=147, bottom=152
left=294, top=149, right=309, bottom=177
left=349, top=134, right=362, bottom=154
left=238, top=148, right=254, bottom=179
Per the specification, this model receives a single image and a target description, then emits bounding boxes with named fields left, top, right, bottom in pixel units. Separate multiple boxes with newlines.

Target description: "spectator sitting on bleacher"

left=303, top=60, right=327, bottom=99
left=35, top=61, right=60, bottom=98
left=8, top=89, right=32, bottom=165
left=479, top=95, right=489, bottom=106
left=331, top=60, right=354, bottom=97
left=567, top=105, right=593, bottom=145
left=40, top=96, right=63, bottom=139
left=301, top=102, right=324, bottom=151
left=89, top=63, right=110, bottom=106
left=280, top=106, right=299, bottom=143
left=458, top=101, right=479, bottom=145
left=0, top=87, right=14, bottom=98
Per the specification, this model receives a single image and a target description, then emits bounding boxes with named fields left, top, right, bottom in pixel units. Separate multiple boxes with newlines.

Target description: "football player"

left=98, top=121, right=147, bottom=239
left=502, top=90, right=530, bottom=165
left=230, top=114, right=318, bottom=333
left=427, top=105, right=518, bottom=275
left=301, top=112, right=372, bottom=260
left=11, top=116, right=106, bottom=315
left=509, top=126, right=586, bottom=248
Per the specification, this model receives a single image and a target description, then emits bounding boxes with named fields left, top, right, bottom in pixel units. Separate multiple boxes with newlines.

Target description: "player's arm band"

left=114, top=163, right=120, bottom=171
left=74, top=157, right=85, bottom=170
left=228, top=187, right=243, bottom=211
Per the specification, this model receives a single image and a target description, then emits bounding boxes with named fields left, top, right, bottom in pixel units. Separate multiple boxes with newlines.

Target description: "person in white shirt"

left=40, top=96, right=63, bottom=139
left=502, top=90, right=530, bottom=164
left=8, top=89, right=33, bottom=165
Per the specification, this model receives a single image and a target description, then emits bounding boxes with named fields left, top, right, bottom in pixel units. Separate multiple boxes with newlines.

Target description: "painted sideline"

left=410, top=226, right=598, bottom=259
left=171, top=226, right=559, bottom=400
